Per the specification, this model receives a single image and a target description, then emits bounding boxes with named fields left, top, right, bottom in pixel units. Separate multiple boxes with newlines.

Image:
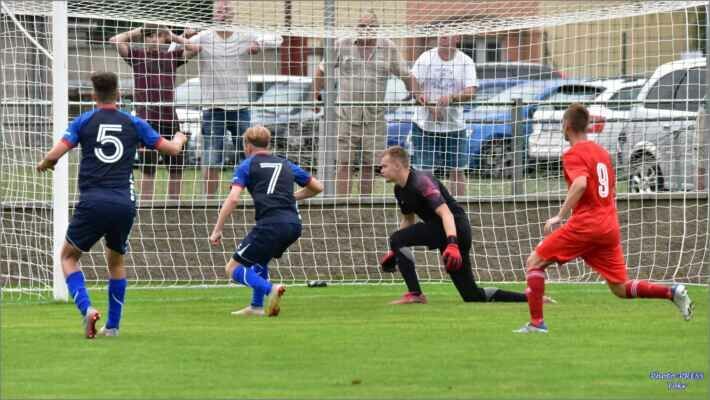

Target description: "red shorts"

left=535, top=224, right=628, bottom=284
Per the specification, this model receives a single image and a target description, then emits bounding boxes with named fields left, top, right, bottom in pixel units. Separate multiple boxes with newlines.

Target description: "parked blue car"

left=466, top=80, right=610, bottom=177
left=387, top=79, right=596, bottom=177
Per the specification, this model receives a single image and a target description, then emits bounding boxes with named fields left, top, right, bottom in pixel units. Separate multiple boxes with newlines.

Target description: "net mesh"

left=3, top=1, right=706, bottom=37
left=1, top=0, right=708, bottom=300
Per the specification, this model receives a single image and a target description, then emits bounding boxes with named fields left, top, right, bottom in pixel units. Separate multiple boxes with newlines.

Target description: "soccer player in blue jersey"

left=37, top=72, right=188, bottom=338
left=209, top=126, right=323, bottom=317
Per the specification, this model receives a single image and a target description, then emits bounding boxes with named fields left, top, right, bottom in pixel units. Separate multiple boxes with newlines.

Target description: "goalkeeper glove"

left=380, top=250, right=397, bottom=273
left=442, top=236, right=462, bottom=272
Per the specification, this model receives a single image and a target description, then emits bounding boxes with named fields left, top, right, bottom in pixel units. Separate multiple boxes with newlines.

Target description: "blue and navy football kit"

left=230, top=152, right=312, bottom=266
left=62, top=105, right=162, bottom=254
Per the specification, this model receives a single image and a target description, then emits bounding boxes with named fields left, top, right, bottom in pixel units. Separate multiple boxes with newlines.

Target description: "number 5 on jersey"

left=95, top=124, right=124, bottom=164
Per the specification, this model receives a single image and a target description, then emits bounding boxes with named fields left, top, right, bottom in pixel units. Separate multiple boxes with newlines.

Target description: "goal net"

left=2, top=0, right=708, bottom=300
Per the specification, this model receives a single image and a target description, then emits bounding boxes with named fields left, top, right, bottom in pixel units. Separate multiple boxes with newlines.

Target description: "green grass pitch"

left=2, top=284, right=707, bottom=399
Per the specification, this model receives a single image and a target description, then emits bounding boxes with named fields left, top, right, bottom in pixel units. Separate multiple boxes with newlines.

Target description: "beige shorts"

left=336, top=120, right=387, bottom=168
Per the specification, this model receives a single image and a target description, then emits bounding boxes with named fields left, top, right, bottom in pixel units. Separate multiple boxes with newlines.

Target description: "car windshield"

left=476, top=84, right=511, bottom=101
left=256, top=82, right=310, bottom=105
left=476, top=64, right=561, bottom=80
left=538, top=86, right=604, bottom=110
left=607, top=85, right=643, bottom=111
left=474, top=81, right=552, bottom=113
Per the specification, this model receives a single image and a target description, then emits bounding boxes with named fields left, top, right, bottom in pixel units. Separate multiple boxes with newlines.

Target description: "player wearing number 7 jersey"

left=37, top=72, right=188, bottom=338
left=514, top=103, right=694, bottom=334
left=209, top=126, right=323, bottom=317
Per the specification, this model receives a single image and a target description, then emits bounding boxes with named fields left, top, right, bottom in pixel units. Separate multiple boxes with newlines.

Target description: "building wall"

left=229, top=0, right=408, bottom=33
left=404, top=0, right=540, bottom=25
left=541, top=5, right=704, bottom=78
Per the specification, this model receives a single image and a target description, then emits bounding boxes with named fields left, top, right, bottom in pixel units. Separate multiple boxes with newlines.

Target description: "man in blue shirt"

left=209, top=125, right=323, bottom=317
left=37, top=72, right=188, bottom=338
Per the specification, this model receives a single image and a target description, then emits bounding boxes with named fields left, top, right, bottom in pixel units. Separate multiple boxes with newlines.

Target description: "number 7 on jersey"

left=260, top=162, right=282, bottom=195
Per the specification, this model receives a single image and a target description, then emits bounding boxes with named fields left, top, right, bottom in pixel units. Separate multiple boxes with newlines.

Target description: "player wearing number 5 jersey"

left=514, top=103, right=694, bottom=334
left=209, top=126, right=323, bottom=317
left=37, top=72, right=187, bottom=338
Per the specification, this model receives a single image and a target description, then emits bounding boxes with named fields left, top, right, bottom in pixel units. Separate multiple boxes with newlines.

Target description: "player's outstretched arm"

left=209, top=185, right=243, bottom=246
left=294, top=177, right=324, bottom=201
left=36, top=140, right=72, bottom=172
left=155, top=132, right=188, bottom=156
left=544, top=176, right=587, bottom=235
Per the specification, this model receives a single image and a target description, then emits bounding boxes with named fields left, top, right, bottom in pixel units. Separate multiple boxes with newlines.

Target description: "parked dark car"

left=475, top=62, right=564, bottom=81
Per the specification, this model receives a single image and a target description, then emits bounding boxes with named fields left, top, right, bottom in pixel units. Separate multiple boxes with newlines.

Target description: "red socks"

left=624, top=279, right=672, bottom=299
left=526, top=268, right=546, bottom=325
left=524, top=275, right=670, bottom=326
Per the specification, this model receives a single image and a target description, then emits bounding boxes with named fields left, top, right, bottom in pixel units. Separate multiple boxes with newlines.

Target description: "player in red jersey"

left=514, top=103, right=694, bottom=333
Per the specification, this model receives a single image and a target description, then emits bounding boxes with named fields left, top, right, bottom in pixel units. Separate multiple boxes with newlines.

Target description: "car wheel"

left=629, top=153, right=663, bottom=193
left=479, top=139, right=514, bottom=178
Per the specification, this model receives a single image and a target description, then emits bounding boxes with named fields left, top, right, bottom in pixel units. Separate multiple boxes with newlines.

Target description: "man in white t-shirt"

left=411, top=35, right=477, bottom=196
left=186, top=0, right=282, bottom=196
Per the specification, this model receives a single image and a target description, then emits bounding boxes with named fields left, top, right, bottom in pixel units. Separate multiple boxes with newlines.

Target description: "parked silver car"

left=528, top=78, right=645, bottom=165
left=174, top=75, right=297, bottom=166
left=250, top=75, right=320, bottom=169
left=620, top=57, right=705, bottom=192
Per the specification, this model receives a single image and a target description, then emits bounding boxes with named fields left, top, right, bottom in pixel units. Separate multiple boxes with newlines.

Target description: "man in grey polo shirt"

left=187, top=0, right=282, bottom=197
left=313, top=11, right=420, bottom=196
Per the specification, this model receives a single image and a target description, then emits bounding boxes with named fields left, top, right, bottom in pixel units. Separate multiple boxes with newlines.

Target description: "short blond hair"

left=382, top=146, right=410, bottom=168
left=243, top=126, right=271, bottom=149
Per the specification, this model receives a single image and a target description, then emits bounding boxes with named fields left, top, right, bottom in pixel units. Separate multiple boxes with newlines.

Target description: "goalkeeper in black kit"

left=378, top=146, right=554, bottom=305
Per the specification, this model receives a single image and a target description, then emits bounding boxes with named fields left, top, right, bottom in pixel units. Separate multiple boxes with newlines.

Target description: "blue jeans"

left=201, top=108, right=251, bottom=167
left=410, top=124, right=469, bottom=171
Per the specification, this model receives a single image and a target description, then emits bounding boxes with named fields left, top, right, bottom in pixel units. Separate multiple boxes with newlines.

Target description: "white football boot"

left=671, top=284, right=694, bottom=321
left=231, top=306, right=265, bottom=317
left=513, top=321, right=549, bottom=334
left=98, top=326, right=119, bottom=337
